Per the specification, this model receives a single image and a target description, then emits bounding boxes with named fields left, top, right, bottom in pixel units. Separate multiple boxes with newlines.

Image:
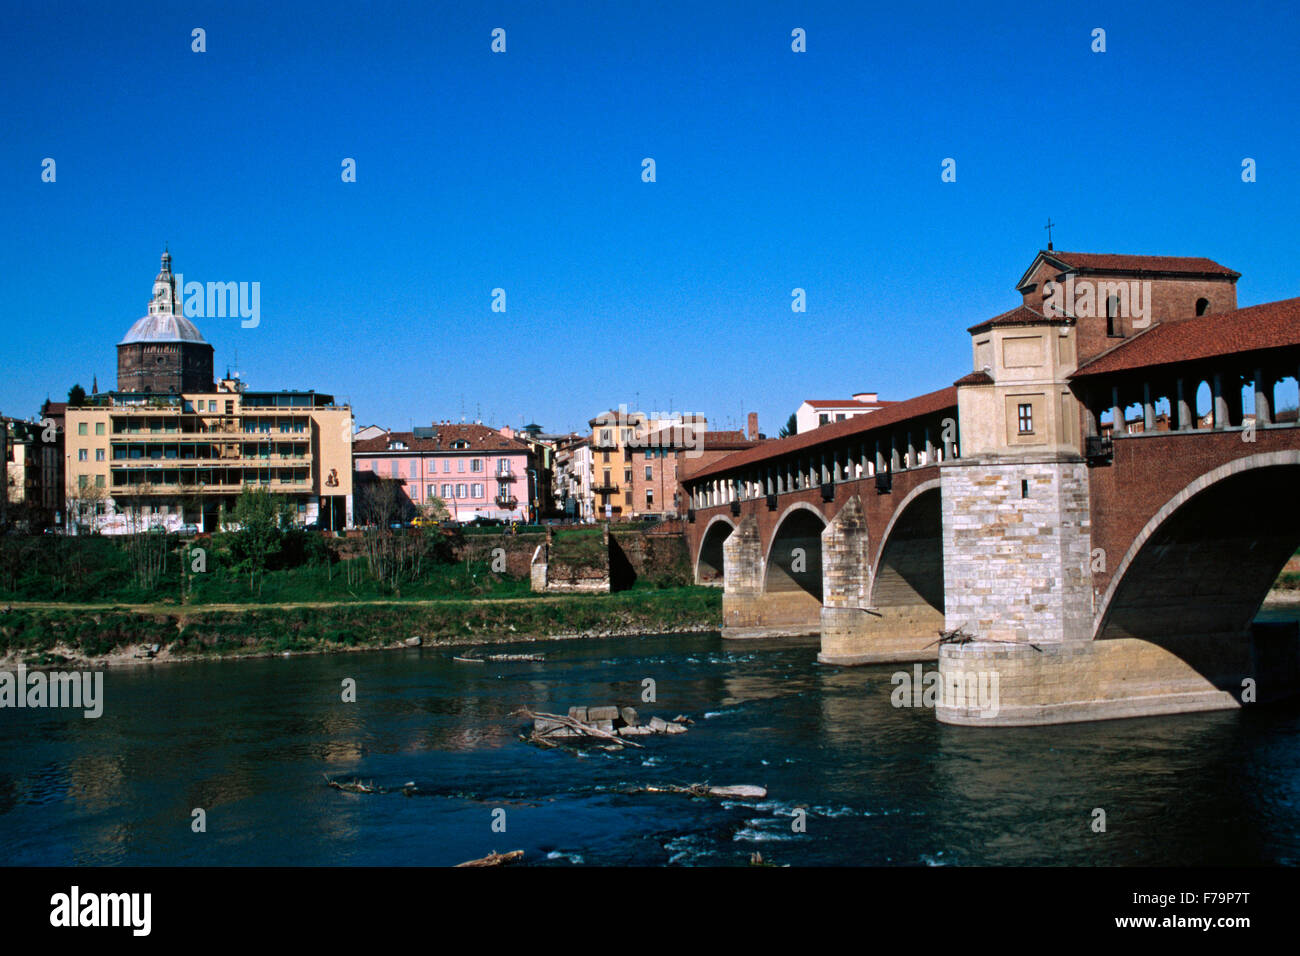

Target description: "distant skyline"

left=3, top=0, right=1298, bottom=435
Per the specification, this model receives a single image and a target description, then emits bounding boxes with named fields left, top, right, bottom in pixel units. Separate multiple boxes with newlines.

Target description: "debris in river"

left=324, top=776, right=419, bottom=796
left=455, top=849, right=524, bottom=867
left=520, top=705, right=693, bottom=749
left=626, top=783, right=767, bottom=800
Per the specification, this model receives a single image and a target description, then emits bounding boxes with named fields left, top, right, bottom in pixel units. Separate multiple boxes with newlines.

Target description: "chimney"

left=747, top=412, right=758, bottom=440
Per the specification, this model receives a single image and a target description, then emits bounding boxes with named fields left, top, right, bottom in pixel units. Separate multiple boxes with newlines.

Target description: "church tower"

left=116, top=250, right=215, bottom=394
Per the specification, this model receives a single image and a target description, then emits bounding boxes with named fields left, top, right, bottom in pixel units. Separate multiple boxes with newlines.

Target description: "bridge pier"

left=937, top=455, right=1100, bottom=724
left=721, top=515, right=821, bottom=638
left=818, top=494, right=944, bottom=664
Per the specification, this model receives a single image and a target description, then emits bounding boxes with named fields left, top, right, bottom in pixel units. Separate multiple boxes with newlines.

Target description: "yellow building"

left=65, top=382, right=353, bottom=534
left=63, top=253, right=353, bottom=533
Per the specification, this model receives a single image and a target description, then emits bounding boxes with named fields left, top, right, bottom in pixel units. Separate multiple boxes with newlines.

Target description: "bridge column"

left=1175, top=377, right=1192, bottom=431
left=818, top=496, right=872, bottom=663
left=1213, top=373, right=1229, bottom=429
left=720, top=515, right=765, bottom=636
left=1110, top=386, right=1123, bottom=435
left=1255, top=368, right=1272, bottom=426
left=938, top=454, right=1094, bottom=724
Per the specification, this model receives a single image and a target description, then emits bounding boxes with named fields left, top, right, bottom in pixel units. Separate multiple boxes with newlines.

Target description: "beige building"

left=65, top=382, right=353, bottom=534
left=64, top=253, right=353, bottom=534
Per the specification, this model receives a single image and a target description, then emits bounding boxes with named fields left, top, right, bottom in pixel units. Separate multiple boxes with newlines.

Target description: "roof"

left=967, top=304, right=1069, bottom=335
left=354, top=423, right=530, bottom=454
left=686, top=386, right=958, bottom=482
left=1017, top=250, right=1240, bottom=290
left=1071, top=296, right=1300, bottom=378
left=953, top=370, right=994, bottom=386
left=801, top=398, right=894, bottom=409
left=119, top=314, right=208, bottom=345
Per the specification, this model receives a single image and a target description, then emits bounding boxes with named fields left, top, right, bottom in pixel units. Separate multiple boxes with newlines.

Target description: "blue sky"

left=3, top=0, right=1297, bottom=436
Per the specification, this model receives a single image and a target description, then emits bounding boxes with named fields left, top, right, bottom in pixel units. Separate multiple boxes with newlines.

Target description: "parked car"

left=468, top=516, right=503, bottom=527
left=178, top=524, right=200, bottom=537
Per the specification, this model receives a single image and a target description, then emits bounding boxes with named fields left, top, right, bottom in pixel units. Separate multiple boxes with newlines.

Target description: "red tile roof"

left=967, top=305, right=1068, bottom=335
left=685, top=386, right=958, bottom=482
left=953, top=370, right=994, bottom=386
left=1045, top=250, right=1240, bottom=278
left=1071, top=296, right=1300, bottom=378
left=354, top=423, right=529, bottom=454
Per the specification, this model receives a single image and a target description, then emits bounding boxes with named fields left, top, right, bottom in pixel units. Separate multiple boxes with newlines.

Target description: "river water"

left=2, top=632, right=1298, bottom=866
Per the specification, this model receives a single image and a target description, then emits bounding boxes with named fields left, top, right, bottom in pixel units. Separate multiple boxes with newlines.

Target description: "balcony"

left=495, top=495, right=518, bottom=508
left=494, top=471, right=518, bottom=482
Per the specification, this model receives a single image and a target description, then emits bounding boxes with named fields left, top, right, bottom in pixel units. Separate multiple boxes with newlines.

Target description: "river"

left=2, top=632, right=1298, bottom=866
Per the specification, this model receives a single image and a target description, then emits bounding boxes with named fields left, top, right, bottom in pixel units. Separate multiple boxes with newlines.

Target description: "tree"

left=778, top=412, right=798, bottom=438
left=67, top=384, right=87, bottom=407
left=423, top=496, right=451, bottom=523
left=229, top=487, right=293, bottom=592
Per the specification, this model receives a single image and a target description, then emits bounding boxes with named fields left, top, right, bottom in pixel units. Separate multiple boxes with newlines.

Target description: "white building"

left=795, top=392, right=891, bottom=434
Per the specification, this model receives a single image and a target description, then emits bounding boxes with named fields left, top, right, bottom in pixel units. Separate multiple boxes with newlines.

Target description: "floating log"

left=453, top=655, right=486, bottom=663
left=325, top=776, right=381, bottom=794
left=628, top=783, right=767, bottom=800
left=455, top=850, right=524, bottom=867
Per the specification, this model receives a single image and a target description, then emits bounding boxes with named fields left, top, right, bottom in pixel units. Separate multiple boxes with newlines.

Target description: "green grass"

left=0, top=586, right=723, bottom=660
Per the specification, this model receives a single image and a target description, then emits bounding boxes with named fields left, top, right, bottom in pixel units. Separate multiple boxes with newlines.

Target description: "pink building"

left=353, top=422, right=532, bottom=521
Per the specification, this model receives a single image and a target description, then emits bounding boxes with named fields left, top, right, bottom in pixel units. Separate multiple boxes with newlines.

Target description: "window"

left=78, top=423, right=88, bottom=435
left=409, top=460, right=417, bottom=478
left=1106, top=296, right=1121, bottom=336
left=95, top=449, right=105, bottom=461
left=819, top=414, right=829, bottom=426
left=442, top=484, right=452, bottom=498
left=456, top=483, right=467, bottom=498
left=625, top=490, right=632, bottom=505
left=624, top=469, right=632, bottom=483
left=602, top=450, right=610, bottom=464
left=1017, top=403, right=1034, bottom=434
left=1196, top=297, right=1210, bottom=316
left=389, top=461, right=398, bottom=477
left=443, top=459, right=450, bottom=472
left=646, top=489, right=654, bottom=505
left=95, top=422, right=105, bottom=435
left=645, top=465, right=652, bottom=480
left=427, top=485, right=436, bottom=499
left=600, top=429, right=612, bottom=445
left=95, top=475, right=105, bottom=488
left=835, top=414, right=846, bottom=422
left=78, top=449, right=88, bottom=461
left=457, top=459, right=464, bottom=472
left=471, top=459, right=482, bottom=472
left=225, top=401, right=234, bottom=414
left=78, top=475, right=88, bottom=490
left=471, top=483, right=483, bottom=498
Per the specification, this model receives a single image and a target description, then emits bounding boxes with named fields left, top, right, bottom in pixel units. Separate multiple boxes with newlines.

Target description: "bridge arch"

left=870, top=479, right=944, bottom=614
left=1096, top=451, right=1300, bottom=643
left=763, top=502, right=827, bottom=600
left=694, top=514, right=735, bottom=585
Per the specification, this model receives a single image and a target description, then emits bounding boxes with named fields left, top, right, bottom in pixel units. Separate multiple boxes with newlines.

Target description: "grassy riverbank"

left=0, top=586, right=723, bottom=667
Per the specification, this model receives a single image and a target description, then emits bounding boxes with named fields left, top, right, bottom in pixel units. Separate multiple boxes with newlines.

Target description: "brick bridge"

left=680, top=250, right=1300, bottom=726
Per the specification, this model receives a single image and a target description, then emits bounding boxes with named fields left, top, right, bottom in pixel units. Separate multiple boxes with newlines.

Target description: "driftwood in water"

left=455, top=849, right=524, bottom=867
left=324, top=776, right=418, bottom=796
left=453, top=655, right=486, bottom=663
left=519, top=708, right=645, bottom=749
left=626, top=783, right=767, bottom=800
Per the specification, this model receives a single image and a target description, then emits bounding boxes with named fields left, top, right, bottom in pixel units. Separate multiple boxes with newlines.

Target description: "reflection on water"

left=1, top=632, right=1298, bottom=866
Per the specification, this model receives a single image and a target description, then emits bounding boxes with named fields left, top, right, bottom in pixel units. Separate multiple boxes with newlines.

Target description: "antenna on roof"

left=1044, top=217, right=1056, bottom=251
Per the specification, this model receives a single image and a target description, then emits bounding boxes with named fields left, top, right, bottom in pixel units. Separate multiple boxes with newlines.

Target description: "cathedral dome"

left=119, top=313, right=207, bottom=345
